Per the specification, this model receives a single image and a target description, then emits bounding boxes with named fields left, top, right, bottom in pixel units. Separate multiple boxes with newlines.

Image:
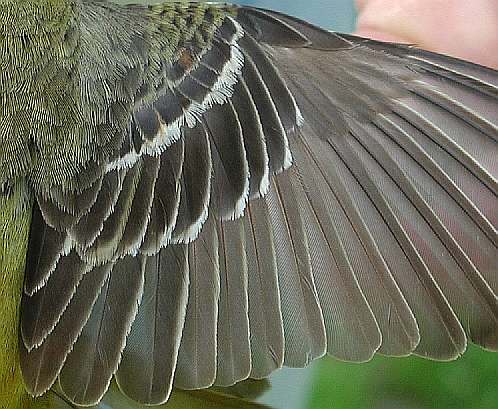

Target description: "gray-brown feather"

left=244, top=199, right=284, bottom=378
left=116, top=245, right=189, bottom=405
left=19, top=2, right=498, bottom=406
left=175, top=216, right=219, bottom=390
left=215, top=218, right=251, bottom=386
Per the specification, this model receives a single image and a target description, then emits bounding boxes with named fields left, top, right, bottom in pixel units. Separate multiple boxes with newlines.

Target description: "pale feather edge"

left=58, top=265, right=146, bottom=406
left=171, top=134, right=213, bottom=245
left=22, top=259, right=94, bottom=352
left=114, top=255, right=191, bottom=404
left=26, top=269, right=112, bottom=397
left=243, top=52, right=294, bottom=172
left=105, top=18, right=246, bottom=173
left=68, top=170, right=126, bottom=252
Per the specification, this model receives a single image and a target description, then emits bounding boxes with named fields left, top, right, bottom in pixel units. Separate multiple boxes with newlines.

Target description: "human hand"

left=355, top=0, right=498, bottom=69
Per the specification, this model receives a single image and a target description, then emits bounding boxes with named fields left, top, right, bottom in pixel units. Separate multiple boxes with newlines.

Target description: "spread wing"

left=20, top=2, right=498, bottom=406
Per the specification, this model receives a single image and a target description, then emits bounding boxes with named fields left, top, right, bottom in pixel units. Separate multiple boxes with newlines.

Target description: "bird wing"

left=20, top=2, right=498, bottom=407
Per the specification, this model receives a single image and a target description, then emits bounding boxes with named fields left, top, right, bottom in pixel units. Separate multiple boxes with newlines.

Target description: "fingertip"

left=355, top=0, right=368, bottom=12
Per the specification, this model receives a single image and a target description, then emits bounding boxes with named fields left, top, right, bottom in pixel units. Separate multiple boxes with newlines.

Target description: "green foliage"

left=308, top=345, right=498, bottom=409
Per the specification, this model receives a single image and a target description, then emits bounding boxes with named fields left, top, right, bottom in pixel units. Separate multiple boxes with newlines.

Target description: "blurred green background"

left=109, top=1, right=498, bottom=408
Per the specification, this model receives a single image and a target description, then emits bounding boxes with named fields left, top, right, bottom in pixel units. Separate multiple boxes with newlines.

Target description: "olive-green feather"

left=0, top=182, right=46, bottom=409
